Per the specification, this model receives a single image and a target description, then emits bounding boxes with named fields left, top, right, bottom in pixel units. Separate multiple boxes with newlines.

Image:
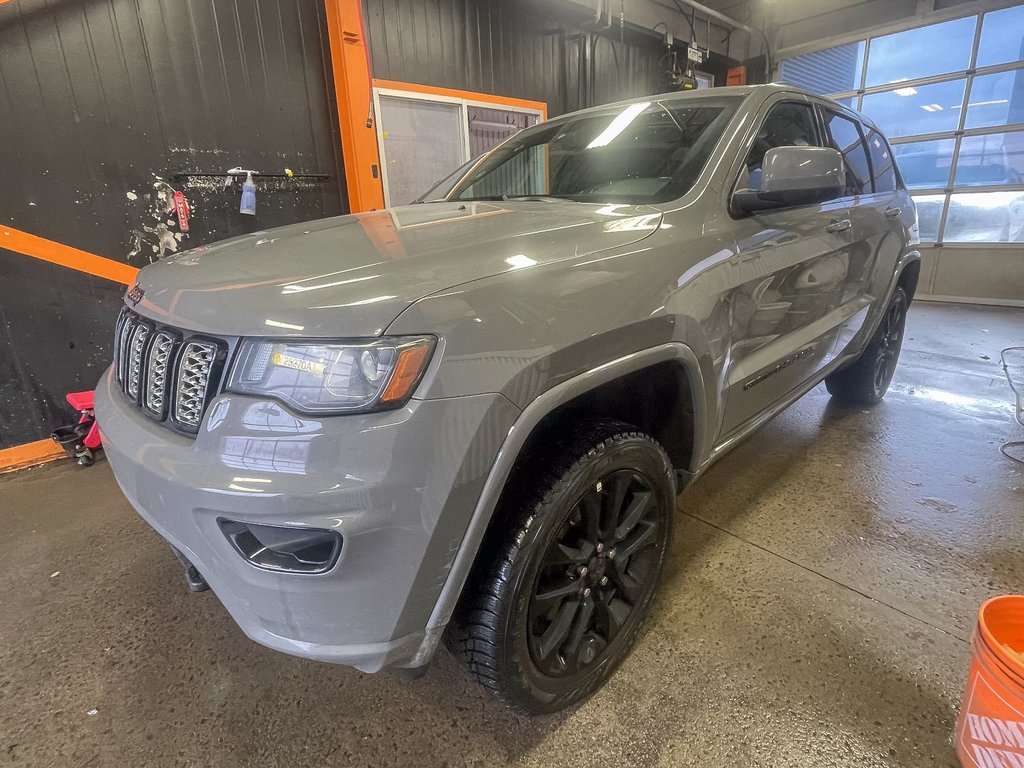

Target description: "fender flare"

left=409, top=341, right=707, bottom=665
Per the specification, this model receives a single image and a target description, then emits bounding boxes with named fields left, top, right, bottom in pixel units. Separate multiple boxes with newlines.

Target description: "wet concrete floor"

left=1, top=301, right=1022, bottom=767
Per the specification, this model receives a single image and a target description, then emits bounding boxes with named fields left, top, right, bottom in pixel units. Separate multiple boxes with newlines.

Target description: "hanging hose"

left=1000, top=347, right=1024, bottom=465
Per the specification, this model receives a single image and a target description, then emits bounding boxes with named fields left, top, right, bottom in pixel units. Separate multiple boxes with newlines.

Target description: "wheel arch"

left=897, top=255, right=922, bottom=301
left=412, top=342, right=707, bottom=665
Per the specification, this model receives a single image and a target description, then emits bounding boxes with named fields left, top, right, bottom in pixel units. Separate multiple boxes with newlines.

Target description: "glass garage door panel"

left=964, top=67, right=1024, bottom=130
left=945, top=191, right=1024, bottom=243
left=893, top=139, right=955, bottom=190
left=976, top=6, right=1024, bottom=69
left=860, top=79, right=966, bottom=139
left=779, top=42, right=865, bottom=95
left=865, top=16, right=976, bottom=87
left=378, top=95, right=465, bottom=206
left=955, top=132, right=1024, bottom=187
left=910, top=194, right=945, bottom=242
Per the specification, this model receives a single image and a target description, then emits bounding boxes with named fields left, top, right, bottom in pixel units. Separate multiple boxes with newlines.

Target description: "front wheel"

left=447, top=420, right=675, bottom=714
left=826, top=286, right=909, bottom=405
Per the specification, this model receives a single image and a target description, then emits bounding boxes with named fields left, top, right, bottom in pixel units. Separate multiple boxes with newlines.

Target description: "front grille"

left=126, top=324, right=150, bottom=400
left=113, top=308, right=225, bottom=434
left=175, top=341, right=218, bottom=428
left=144, top=331, right=176, bottom=416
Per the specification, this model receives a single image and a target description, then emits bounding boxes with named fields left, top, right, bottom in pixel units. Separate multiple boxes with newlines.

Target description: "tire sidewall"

left=498, top=435, right=675, bottom=714
left=871, top=286, right=909, bottom=399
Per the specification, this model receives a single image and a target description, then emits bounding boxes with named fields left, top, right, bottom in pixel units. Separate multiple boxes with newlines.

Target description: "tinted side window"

left=745, top=102, right=820, bottom=176
left=865, top=129, right=897, bottom=192
left=824, top=111, right=871, bottom=196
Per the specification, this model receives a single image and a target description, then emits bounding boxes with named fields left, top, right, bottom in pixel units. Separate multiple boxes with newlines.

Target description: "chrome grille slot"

left=126, top=323, right=150, bottom=400
left=174, top=341, right=218, bottom=429
left=115, top=310, right=135, bottom=385
left=144, top=332, right=176, bottom=416
left=112, top=309, right=224, bottom=436
left=113, top=308, right=129, bottom=383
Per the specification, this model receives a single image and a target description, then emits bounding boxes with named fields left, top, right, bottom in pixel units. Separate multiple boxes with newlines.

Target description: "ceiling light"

left=587, top=102, right=651, bottom=149
left=505, top=254, right=537, bottom=269
left=265, top=319, right=304, bottom=331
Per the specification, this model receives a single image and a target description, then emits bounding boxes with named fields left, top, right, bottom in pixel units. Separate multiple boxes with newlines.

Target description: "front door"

left=718, top=99, right=857, bottom=438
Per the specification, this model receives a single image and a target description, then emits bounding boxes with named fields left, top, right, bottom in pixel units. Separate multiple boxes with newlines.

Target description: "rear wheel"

left=447, top=420, right=675, bottom=714
left=826, top=286, right=908, bottom=405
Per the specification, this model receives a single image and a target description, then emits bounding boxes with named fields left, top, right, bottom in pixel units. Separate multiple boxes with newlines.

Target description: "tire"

left=447, top=419, right=675, bottom=715
left=825, top=286, right=909, bottom=406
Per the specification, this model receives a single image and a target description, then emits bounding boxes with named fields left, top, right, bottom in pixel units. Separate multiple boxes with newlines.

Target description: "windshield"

left=432, top=96, right=741, bottom=205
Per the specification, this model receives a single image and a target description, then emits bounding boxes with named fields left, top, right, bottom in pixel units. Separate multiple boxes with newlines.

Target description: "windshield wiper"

left=452, top=194, right=580, bottom=203
left=504, top=194, right=579, bottom=201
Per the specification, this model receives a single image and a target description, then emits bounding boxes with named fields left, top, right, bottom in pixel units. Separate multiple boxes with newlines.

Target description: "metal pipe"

left=654, top=0, right=772, bottom=73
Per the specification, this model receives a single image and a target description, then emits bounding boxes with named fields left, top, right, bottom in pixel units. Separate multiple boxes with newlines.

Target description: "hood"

left=130, top=200, right=662, bottom=337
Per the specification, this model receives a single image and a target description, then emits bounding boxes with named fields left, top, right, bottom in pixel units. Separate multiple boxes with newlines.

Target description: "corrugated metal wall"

left=363, top=0, right=678, bottom=117
left=0, top=0, right=345, bottom=449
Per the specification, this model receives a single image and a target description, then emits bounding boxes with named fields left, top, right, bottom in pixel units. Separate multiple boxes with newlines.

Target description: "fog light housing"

left=218, top=519, right=342, bottom=574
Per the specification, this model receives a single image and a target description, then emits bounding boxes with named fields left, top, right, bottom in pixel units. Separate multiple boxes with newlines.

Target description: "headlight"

left=226, top=336, right=435, bottom=413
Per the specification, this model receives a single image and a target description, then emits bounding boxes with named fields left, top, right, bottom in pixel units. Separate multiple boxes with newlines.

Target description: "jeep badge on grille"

left=126, top=282, right=145, bottom=306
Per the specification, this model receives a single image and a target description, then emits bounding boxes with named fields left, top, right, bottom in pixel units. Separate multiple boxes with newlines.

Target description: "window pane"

left=468, top=106, right=538, bottom=158
left=780, top=42, right=865, bottom=94
left=944, top=191, right=1024, bottom=242
left=861, top=79, right=966, bottom=138
left=893, top=139, right=955, bottom=189
left=741, top=103, right=820, bottom=193
left=832, top=96, right=857, bottom=110
left=865, top=16, right=977, bottom=86
left=955, top=131, right=1024, bottom=187
left=824, top=111, right=871, bottom=195
left=450, top=97, right=743, bottom=204
left=911, top=194, right=945, bottom=242
left=378, top=95, right=465, bottom=206
left=865, top=129, right=897, bottom=192
left=977, top=6, right=1024, bottom=69
left=964, top=67, right=1024, bottom=130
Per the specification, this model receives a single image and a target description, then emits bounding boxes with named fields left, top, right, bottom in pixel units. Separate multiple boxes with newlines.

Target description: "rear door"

left=824, top=109, right=911, bottom=356
left=819, top=106, right=883, bottom=353
left=718, top=96, right=856, bottom=439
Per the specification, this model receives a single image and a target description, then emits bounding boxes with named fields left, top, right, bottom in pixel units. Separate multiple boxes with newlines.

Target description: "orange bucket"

left=955, top=596, right=1024, bottom=767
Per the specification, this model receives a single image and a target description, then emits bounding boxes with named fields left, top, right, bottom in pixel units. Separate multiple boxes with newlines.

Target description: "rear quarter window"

left=864, top=128, right=898, bottom=192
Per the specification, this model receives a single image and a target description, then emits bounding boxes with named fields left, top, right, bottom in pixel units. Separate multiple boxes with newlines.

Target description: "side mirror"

left=734, top=146, right=845, bottom=213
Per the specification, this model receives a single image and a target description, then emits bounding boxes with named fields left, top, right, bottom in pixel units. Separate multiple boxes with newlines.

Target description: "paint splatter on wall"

left=125, top=176, right=190, bottom=262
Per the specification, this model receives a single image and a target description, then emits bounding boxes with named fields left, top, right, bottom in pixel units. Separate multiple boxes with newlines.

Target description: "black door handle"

left=885, top=207, right=902, bottom=218
left=825, top=218, right=852, bottom=233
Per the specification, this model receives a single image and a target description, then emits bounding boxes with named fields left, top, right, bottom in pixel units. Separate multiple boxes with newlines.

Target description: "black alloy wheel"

left=826, top=286, right=909, bottom=405
left=872, top=294, right=906, bottom=398
left=448, top=420, right=675, bottom=714
left=528, top=469, right=662, bottom=677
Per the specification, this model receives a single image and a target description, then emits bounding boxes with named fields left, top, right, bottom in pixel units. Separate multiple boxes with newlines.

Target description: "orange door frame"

left=324, top=0, right=386, bottom=213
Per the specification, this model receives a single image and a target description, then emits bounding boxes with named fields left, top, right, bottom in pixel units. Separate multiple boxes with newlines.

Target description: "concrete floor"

left=1, top=301, right=1022, bottom=768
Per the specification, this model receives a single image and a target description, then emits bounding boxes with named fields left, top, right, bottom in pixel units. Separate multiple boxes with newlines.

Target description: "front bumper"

left=94, top=366, right=518, bottom=672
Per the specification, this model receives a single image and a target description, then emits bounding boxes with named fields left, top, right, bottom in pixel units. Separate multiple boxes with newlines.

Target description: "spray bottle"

left=240, top=172, right=256, bottom=215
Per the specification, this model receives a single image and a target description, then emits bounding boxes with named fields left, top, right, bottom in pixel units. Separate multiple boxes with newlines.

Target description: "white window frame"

left=777, top=0, right=1024, bottom=248
left=372, top=86, right=545, bottom=207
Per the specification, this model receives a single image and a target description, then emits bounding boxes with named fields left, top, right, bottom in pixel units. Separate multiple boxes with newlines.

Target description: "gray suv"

left=96, top=84, right=919, bottom=714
